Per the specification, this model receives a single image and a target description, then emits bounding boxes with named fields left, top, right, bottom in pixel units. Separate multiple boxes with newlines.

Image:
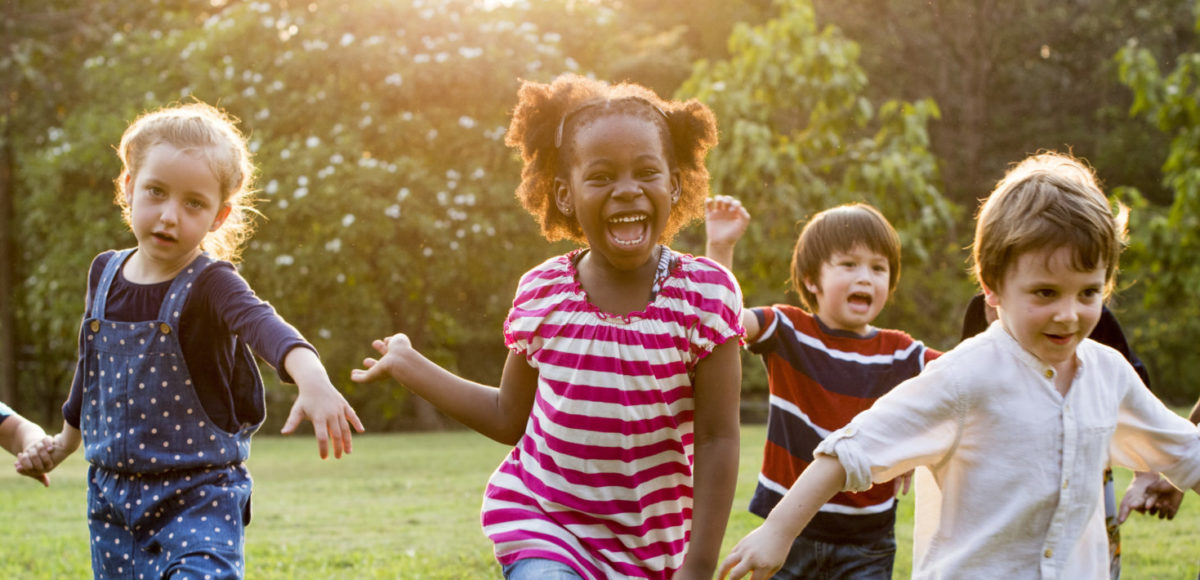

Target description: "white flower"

left=422, top=247, right=433, bottom=257
left=340, top=33, right=355, bottom=46
left=306, top=136, right=321, bottom=148
left=298, top=176, right=309, bottom=186
left=318, top=328, right=332, bottom=339
left=275, top=254, right=295, bottom=266
left=265, top=179, right=279, bottom=194
left=385, top=204, right=401, bottom=218
left=385, top=73, right=403, bottom=86
left=325, top=238, right=342, bottom=252
left=294, top=187, right=308, bottom=199
left=342, top=214, right=356, bottom=228
left=458, top=116, right=476, bottom=129
left=397, top=188, right=410, bottom=200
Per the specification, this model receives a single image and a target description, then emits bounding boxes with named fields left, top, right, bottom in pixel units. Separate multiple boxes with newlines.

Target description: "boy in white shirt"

left=719, top=151, right=1200, bottom=580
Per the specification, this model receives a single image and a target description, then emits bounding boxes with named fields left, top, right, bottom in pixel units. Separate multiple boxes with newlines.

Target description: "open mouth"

left=1044, top=332, right=1073, bottom=345
left=607, top=213, right=650, bottom=247
left=847, top=292, right=873, bottom=311
left=152, top=231, right=177, bottom=244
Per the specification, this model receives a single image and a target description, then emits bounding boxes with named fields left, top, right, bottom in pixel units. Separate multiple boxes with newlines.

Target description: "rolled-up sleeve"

left=816, top=356, right=965, bottom=492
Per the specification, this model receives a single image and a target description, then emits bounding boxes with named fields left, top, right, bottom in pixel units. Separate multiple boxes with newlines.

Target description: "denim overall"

left=80, top=249, right=264, bottom=579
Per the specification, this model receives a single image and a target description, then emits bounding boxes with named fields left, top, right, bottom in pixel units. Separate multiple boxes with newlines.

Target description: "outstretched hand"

left=718, top=523, right=792, bottom=580
left=350, top=333, right=417, bottom=386
left=280, top=347, right=365, bottom=460
left=705, top=195, right=751, bottom=248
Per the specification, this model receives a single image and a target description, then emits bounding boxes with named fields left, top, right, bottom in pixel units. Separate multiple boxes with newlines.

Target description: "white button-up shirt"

left=816, top=322, right=1200, bottom=579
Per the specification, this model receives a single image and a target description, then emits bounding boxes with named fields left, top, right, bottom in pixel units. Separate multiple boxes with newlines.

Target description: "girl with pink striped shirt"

left=353, top=74, right=744, bottom=579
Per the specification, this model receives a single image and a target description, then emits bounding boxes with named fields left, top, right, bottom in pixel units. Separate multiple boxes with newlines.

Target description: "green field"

left=2, top=425, right=1198, bottom=578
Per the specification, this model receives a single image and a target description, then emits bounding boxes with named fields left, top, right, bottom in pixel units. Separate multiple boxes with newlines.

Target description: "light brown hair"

left=116, top=102, right=258, bottom=263
left=972, top=151, right=1128, bottom=296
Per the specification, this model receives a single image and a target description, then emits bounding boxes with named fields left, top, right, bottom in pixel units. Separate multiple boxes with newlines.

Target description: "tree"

left=678, top=0, right=966, bottom=360
left=1115, top=14, right=1200, bottom=401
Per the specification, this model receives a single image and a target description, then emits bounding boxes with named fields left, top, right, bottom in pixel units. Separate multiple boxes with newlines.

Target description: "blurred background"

left=3, top=0, right=1198, bottom=431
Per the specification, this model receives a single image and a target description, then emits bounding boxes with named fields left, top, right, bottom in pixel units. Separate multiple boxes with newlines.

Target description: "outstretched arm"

left=677, top=341, right=742, bottom=579
left=719, top=455, right=845, bottom=580
left=351, top=333, right=538, bottom=445
left=281, top=347, right=366, bottom=459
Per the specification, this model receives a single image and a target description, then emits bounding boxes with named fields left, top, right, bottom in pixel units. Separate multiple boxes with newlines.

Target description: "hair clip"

left=554, top=97, right=670, bottom=149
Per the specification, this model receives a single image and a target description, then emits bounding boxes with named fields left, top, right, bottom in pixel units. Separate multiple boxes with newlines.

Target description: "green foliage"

left=678, top=0, right=969, bottom=368
left=12, top=0, right=608, bottom=428
left=1116, top=21, right=1200, bottom=402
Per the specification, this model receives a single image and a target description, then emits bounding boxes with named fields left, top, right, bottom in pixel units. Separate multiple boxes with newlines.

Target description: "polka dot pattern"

left=88, top=464, right=251, bottom=579
left=79, top=250, right=262, bottom=578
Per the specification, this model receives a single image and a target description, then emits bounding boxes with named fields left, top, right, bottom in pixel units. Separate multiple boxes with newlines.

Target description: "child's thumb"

left=279, top=403, right=305, bottom=435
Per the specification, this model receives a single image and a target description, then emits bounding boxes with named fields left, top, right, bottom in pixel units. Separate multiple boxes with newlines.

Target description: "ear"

left=123, top=174, right=134, bottom=206
left=982, top=283, right=1000, bottom=308
left=209, top=204, right=232, bottom=232
left=803, top=277, right=819, bottom=296
left=669, top=170, right=682, bottom=204
left=553, top=178, right=574, bottom=216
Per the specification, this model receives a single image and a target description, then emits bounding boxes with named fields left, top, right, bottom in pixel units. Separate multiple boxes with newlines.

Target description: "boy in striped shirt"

left=706, top=196, right=938, bottom=579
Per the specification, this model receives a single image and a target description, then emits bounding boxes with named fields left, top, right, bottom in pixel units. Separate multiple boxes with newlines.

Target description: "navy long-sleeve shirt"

left=63, top=250, right=314, bottom=432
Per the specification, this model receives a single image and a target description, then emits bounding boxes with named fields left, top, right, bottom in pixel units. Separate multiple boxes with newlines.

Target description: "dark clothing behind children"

left=63, top=250, right=312, bottom=433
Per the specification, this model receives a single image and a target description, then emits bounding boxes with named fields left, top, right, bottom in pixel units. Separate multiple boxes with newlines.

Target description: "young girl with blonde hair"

left=18, top=101, right=363, bottom=579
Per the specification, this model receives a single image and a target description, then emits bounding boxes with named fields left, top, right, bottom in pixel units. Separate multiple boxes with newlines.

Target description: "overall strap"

left=91, top=249, right=136, bottom=320
left=156, top=252, right=216, bottom=328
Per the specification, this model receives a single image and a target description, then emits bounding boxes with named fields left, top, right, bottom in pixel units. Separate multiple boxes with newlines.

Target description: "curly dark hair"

left=505, top=74, right=719, bottom=244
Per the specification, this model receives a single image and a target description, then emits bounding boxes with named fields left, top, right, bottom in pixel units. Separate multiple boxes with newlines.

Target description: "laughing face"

left=125, top=143, right=229, bottom=281
left=985, top=246, right=1105, bottom=375
left=555, top=113, right=679, bottom=273
left=808, top=244, right=890, bottom=335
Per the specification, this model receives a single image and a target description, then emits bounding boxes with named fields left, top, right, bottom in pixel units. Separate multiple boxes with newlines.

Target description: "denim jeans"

left=502, top=558, right=584, bottom=580
left=772, top=532, right=896, bottom=580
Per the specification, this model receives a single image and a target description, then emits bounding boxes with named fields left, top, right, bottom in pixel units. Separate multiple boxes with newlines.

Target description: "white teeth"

left=608, top=215, right=645, bottom=223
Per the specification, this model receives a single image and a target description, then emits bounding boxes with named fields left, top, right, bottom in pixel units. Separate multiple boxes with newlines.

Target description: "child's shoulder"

left=672, top=251, right=739, bottom=291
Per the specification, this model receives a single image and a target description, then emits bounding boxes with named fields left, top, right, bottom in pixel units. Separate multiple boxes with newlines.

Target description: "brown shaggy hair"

left=972, top=151, right=1128, bottom=297
left=790, top=203, right=902, bottom=313
left=505, top=74, right=719, bottom=244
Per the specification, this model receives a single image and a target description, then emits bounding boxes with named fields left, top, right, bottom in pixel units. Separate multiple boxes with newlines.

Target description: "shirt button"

left=1044, top=369, right=1054, bottom=379
left=1063, top=480, right=1069, bottom=489
left=1044, top=549, right=1053, bottom=558
left=159, top=323, right=171, bottom=334
left=90, top=320, right=100, bottom=332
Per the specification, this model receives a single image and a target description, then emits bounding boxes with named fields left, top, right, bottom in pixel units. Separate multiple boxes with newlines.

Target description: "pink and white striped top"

left=482, top=248, right=743, bottom=579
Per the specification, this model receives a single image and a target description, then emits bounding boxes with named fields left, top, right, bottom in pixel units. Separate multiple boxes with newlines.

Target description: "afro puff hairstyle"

left=505, top=74, right=719, bottom=244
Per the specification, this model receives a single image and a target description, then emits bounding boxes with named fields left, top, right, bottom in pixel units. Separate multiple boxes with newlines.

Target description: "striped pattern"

left=747, top=305, right=938, bottom=544
left=482, top=249, right=742, bottom=579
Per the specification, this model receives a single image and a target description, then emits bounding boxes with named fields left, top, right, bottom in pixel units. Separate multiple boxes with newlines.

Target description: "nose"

left=612, top=176, right=643, bottom=200
left=159, top=200, right=180, bottom=225
left=1052, top=298, right=1079, bottom=323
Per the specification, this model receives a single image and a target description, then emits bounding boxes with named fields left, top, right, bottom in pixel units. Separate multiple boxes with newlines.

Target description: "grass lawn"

left=2, top=425, right=1198, bottom=578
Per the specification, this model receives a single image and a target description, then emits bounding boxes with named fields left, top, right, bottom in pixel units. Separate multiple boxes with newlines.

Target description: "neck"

left=123, top=248, right=201, bottom=284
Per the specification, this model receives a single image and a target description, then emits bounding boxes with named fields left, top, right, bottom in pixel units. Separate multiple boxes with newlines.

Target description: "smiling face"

left=555, top=113, right=679, bottom=272
left=985, top=245, right=1106, bottom=373
left=125, top=143, right=230, bottom=279
left=808, top=244, right=890, bottom=335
